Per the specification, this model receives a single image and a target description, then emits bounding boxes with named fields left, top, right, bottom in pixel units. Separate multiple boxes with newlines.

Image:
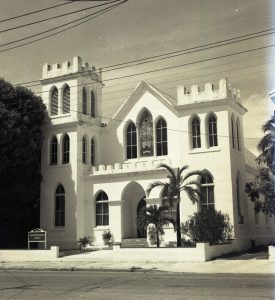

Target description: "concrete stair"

left=121, top=238, right=149, bottom=248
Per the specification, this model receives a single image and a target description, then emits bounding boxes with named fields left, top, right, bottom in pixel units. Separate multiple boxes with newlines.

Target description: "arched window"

left=208, top=115, right=218, bottom=147
left=62, top=134, right=70, bottom=164
left=82, top=136, right=86, bottom=164
left=139, top=110, right=153, bottom=157
left=231, top=116, right=235, bottom=149
left=55, top=184, right=65, bottom=227
left=50, top=136, right=58, bottom=165
left=82, top=88, right=87, bottom=115
left=91, top=91, right=95, bottom=118
left=96, top=191, right=109, bottom=226
left=192, top=117, right=201, bottom=149
left=50, top=87, right=58, bottom=116
left=236, top=174, right=244, bottom=224
left=200, top=171, right=214, bottom=212
left=156, top=118, right=168, bottom=156
left=126, top=122, right=137, bottom=159
left=236, top=119, right=240, bottom=151
left=63, top=85, right=70, bottom=114
left=91, top=138, right=95, bottom=166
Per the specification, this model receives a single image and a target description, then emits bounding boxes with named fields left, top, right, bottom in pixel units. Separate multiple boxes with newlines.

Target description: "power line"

left=0, top=2, right=73, bottom=23
left=0, top=0, right=121, bottom=34
left=0, top=1, right=126, bottom=53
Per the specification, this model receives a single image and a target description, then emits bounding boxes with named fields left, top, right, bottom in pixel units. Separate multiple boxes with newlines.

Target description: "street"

left=0, top=270, right=274, bottom=300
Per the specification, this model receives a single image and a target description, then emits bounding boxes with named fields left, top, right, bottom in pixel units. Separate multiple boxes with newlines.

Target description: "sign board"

left=28, top=228, right=47, bottom=249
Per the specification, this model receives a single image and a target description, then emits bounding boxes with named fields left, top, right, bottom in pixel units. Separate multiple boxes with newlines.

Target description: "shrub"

left=102, top=230, right=112, bottom=245
left=181, top=210, right=233, bottom=245
left=78, top=236, right=93, bottom=250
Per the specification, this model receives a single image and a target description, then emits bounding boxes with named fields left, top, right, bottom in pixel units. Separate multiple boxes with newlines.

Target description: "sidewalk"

left=0, top=250, right=274, bottom=274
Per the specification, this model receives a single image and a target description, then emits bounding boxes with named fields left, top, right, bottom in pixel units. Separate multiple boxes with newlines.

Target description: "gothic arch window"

left=50, top=86, right=58, bottom=116
left=200, top=171, right=214, bottom=212
left=96, top=191, right=109, bottom=226
left=139, top=109, right=153, bottom=157
left=55, top=184, right=65, bottom=227
left=192, top=116, right=201, bottom=149
left=231, top=115, right=235, bottom=149
left=62, top=134, right=70, bottom=164
left=50, top=135, right=58, bottom=165
left=126, top=122, right=137, bottom=159
left=91, top=91, right=95, bottom=118
left=62, top=84, right=70, bottom=114
left=236, top=119, right=241, bottom=151
left=91, top=138, right=95, bottom=166
left=82, top=88, right=87, bottom=115
left=82, top=136, right=87, bottom=164
left=156, top=118, right=168, bottom=156
left=208, top=115, right=218, bottom=147
left=236, top=173, right=244, bottom=224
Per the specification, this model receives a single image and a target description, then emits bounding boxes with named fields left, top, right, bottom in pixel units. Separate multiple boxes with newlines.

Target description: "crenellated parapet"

left=177, top=78, right=241, bottom=105
left=90, top=158, right=172, bottom=176
left=42, top=56, right=102, bottom=81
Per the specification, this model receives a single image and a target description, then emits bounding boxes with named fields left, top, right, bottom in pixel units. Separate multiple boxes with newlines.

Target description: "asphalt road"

left=0, top=270, right=274, bottom=300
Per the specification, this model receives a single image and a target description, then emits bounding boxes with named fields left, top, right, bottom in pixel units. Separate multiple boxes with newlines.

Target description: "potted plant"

left=148, top=226, right=157, bottom=246
left=102, top=230, right=112, bottom=246
left=78, top=236, right=93, bottom=251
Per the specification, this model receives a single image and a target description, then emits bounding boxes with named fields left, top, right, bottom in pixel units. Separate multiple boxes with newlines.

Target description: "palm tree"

left=137, top=204, right=175, bottom=248
left=257, top=116, right=275, bottom=174
left=146, top=164, right=201, bottom=247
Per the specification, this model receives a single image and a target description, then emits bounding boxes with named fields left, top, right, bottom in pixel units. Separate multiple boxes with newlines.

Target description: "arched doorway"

left=121, top=181, right=146, bottom=239
left=136, top=198, right=147, bottom=238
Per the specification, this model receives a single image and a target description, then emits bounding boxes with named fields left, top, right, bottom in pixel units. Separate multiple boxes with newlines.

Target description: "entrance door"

left=136, top=198, right=147, bottom=238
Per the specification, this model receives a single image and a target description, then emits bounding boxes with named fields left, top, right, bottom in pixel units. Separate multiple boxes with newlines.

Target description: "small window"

left=96, top=191, right=109, bottom=226
left=55, top=184, right=65, bottom=227
left=156, top=118, right=168, bottom=156
left=82, top=88, right=87, bottom=115
left=231, top=116, right=235, bottom=149
left=51, top=87, right=58, bottom=116
left=192, top=117, right=201, bottom=149
left=62, top=134, right=70, bottom=164
left=91, top=91, right=95, bottom=118
left=82, top=136, right=86, bottom=164
left=63, top=85, right=70, bottom=114
left=139, top=110, right=154, bottom=157
left=91, top=138, right=95, bottom=166
left=200, top=171, right=214, bottom=212
left=208, top=115, right=218, bottom=147
left=236, top=120, right=240, bottom=151
left=126, top=122, right=137, bottom=159
left=50, top=136, right=58, bottom=165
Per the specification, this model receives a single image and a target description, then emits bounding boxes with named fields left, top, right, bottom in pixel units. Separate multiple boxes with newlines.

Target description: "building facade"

left=40, top=56, right=274, bottom=249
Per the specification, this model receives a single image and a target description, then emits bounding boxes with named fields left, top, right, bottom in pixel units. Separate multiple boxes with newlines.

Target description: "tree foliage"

left=137, top=205, right=175, bottom=247
left=181, top=210, right=233, bottom=245
left=146, top=164, right=201, bottom=247
left=0, top=78, right=46, bottom=248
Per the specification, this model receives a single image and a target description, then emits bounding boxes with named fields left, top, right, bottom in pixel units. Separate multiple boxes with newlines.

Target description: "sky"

left=0, top=0, right=274, bottom=154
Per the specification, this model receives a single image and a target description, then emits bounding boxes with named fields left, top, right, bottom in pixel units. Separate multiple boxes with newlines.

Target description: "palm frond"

left=158, top=163, right=176, bottom=181
left=146, top=181, right=166, bottom=196
left=183, top=186, right=200, bottom=204
left=181, top=170, right=203, bottom=183
left=179, top=165, right=189, bottom=176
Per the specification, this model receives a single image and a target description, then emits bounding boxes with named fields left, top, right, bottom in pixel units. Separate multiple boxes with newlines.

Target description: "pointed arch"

left=95, top=191, right=109, bottom=226
left=138, top=108, right=153, bottom=157
left=191, top=115, right=201, bottom=149
left=50, top=135, right=58, bottom=165
left=91, top=90, right=96, bottom=118
left=156, top=117, right=168, bottom=156
left=200, top=170, right=214, bottom=212
left=126, top=121, right=137, bottom=159
left=62, top=84, right=70, bottom=114
left=62, top=134, right=70, bottom=164
left=50, top=86, right=58, bottom=116
left=207, top=113, right=218, bottom=147
left=82, top=87, right=87, bottom=115
left=55, top=184, right=65, bottom=227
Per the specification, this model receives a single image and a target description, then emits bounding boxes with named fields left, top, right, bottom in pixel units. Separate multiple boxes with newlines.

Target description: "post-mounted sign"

left=28, top=228, right=47, bottom=249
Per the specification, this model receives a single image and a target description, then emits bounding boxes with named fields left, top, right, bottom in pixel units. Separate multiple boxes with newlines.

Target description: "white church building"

left=40, top=56, right=274, bottom=250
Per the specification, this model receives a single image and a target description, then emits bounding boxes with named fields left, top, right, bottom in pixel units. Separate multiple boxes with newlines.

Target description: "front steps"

left=121, top=238, right=149, bottom=248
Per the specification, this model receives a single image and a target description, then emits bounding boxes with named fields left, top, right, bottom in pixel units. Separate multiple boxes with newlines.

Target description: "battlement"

left=42, top=56, right=102, bottom=81
left=90, top=158, right=172, bottom=176
left=176, top=78, right=241, bottom=105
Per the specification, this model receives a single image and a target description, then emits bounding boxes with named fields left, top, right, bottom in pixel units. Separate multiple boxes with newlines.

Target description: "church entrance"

left=121, top=182, right=146, bottom=239
left=136, top=198, right=147, bottom=238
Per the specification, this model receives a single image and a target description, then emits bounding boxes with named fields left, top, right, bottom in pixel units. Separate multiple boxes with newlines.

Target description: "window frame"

left=156, top=118, right=168, bottom=156
left=50, top=135, right=58, bottom=165
left=192, top=117, right=201, bottom=149
left=95, top=191, right=109, bottom=226
left=50, top=86, right=58, bottom=116
left=55, top=184, right=65, bottom=227
left=91, top=138, right=95, bottom=166
left=200, top=171, right=215, bottom=212
left=126, top=122, right=137, bottom=159
left=82, top=136, right=87, bottom=164
left=82, top=88, right=87, bottom=115
left=62, top=134, right=70, bottom=164
left=208, top=115, right=218, bottom=147
left=62, top=84, right=70, bottom=114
